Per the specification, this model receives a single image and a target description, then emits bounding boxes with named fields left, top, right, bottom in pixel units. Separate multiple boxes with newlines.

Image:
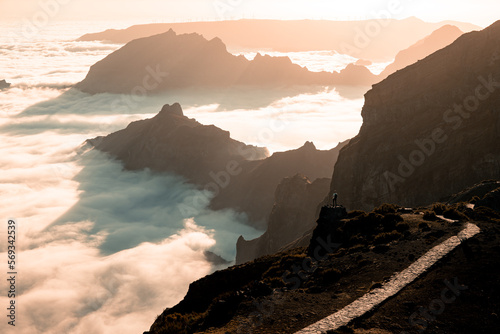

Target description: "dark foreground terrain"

left=144, top=185, right=500, bottom=334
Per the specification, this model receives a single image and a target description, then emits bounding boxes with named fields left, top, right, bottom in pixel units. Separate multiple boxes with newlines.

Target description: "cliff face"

left=74, top=29, right=333, bottom=95
left=210, top=141, right=347, bottom=227
left=236, top=174, right=330, bottom=264
left=330, top=21, right=500, bottom=211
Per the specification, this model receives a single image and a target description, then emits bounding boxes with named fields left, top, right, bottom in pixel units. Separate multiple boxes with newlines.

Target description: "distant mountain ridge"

left=75, top=24, right=473, bottom=96
left=75, top=29, right=336, bottom=95
left=78, top=18, right=480, bottom=61
left=75, top=29, right=388, bottom=96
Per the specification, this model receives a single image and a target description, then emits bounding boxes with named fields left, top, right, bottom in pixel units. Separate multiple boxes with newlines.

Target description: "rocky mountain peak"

left=300, top=141, right=317, bottom=151
left=159, top=103, right=184, bottom=117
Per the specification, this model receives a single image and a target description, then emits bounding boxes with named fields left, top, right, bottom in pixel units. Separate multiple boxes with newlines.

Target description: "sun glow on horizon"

left=0, top=0, right=498, bottom=27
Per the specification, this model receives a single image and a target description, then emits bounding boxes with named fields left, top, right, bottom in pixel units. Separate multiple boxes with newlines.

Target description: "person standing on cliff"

left=332, top=192, right=338, bottom=207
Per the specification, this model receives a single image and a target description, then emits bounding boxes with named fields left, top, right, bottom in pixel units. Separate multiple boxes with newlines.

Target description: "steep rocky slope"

left=145, top=194, right=500, bottom=334
left=330, top=20, right=500, bottom=211
left=447, top=179, right=500, bottom=204
left=235, top=174, right=330, bottom=264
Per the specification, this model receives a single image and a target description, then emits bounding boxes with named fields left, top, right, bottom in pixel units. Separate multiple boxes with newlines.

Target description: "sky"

left=0, top=0, right=498, bottom=28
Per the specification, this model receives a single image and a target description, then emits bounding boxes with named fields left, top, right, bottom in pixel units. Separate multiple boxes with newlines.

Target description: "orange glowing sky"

left=0, top=0, right=498, bottom=27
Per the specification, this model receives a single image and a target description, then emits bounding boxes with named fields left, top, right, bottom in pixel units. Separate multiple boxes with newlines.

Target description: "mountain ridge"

left=89, top=104, right=343, bottom=229
left=75, top=29, right=338, bottom=95
left=328, top=20, right=500, bottom=211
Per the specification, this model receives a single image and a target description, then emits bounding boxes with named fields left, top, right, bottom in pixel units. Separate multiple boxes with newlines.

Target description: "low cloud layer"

left=0, top=131, right=261, bottom=334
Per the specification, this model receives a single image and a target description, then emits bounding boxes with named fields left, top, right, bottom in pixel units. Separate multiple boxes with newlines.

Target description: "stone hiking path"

left=295, top=223, right=481, bottom=334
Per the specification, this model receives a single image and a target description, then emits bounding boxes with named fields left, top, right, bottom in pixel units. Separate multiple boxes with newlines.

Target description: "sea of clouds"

left=0, top=20, right=376, bottom=333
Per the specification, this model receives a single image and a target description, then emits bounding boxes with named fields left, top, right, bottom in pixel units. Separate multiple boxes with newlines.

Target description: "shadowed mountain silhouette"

left=329, top=20, right=500, bottom=211
left=87, top=103, right=269, bottom=186
left=75, top=29, right=334, bottom=95
left=89, top=104, right=345, bottom=228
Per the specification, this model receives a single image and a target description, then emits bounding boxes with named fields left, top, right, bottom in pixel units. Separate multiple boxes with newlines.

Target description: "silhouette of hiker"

left=332, top=192, right=338, bottom=207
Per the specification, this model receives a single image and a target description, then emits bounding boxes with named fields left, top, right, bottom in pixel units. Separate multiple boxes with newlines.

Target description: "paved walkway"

left=295, top=223, right=481, bottom=334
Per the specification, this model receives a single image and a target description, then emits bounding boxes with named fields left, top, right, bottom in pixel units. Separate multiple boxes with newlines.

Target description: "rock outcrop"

left=0, top=79, right=11, bottom=90
left=236, top=174, right=331, bottom=264
left=74, top=29, right=333, bottom=95
left=306, top=205, right=347, bottom=257
left=90, top=104, right=345, bottom=228
left=333, top=63, right=379, bottom=86
left=447, top=180, right=500, bottom=204
left=476, top=186, right=500, bottom=212
left=330, top=21, right=500, bottom=211
left=379, top=25, right=464, bottom=79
